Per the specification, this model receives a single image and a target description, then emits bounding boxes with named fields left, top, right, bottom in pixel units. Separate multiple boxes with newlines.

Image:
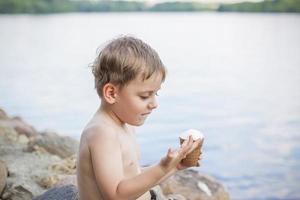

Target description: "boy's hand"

left=177, top=138, right=204, bottom=170
left=159, top=136, right=202, bottom=173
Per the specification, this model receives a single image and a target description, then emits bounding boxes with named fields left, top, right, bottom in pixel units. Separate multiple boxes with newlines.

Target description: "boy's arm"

left=88, top=127, right=166, bottom=200
left=141, top=166, right=177, bottom=185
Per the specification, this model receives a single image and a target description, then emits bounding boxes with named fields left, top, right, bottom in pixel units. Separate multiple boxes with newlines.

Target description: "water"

left=0, top=12, right=300, bottom=200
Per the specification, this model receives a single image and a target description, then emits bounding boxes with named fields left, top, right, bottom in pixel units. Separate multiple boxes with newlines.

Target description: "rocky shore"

left=0, top=107, right=230, bottom=200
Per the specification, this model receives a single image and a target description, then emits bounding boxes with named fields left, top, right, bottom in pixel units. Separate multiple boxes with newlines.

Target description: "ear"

left=102, top=83, right=118, bottom=104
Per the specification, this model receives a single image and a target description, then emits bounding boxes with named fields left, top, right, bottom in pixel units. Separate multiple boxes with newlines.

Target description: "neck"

left=97, top=102, right=126, bottom=128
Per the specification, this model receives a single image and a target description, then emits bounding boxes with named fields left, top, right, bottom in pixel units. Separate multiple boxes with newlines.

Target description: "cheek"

left=120, top=96, right=144, bottom=114
left=128, top=98, right=145, bottom=113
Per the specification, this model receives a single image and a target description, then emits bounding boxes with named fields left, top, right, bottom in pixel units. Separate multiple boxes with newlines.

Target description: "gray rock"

left=0, top=160, right=8, bottom=196
left=0, top=108, right=8, bottom=119
left=0, top=117, right=38, bottom=138
left=160, top=169, right=230, bottom=200
left=33, top=185, right=78, bottom=200
left=28, top=131, right=79, bottom=158
left=1, top=184, right=33, bottom=200
left=0, top=133, right=62, bottom=197
left=53, top=175, right=77, bottom=188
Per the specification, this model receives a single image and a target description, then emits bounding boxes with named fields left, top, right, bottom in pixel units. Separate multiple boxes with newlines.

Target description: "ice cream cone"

left=179, top=129, right=204, bottom=167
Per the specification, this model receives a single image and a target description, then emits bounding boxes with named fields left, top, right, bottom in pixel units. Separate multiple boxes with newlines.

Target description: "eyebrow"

left=140, top=87, right=161, bottom=93
left=139, top=91, right=155, bottom=94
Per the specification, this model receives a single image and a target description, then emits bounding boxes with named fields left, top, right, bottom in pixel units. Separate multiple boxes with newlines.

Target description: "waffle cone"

left=180, top=138, right=202, bottom=167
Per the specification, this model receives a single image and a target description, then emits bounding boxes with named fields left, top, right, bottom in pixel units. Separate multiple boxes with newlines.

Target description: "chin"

left=127, top=119, right=146, bottom=126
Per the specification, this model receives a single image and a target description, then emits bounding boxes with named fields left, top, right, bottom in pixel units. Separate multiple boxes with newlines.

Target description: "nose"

left=148, top=97, right=158, bottom=110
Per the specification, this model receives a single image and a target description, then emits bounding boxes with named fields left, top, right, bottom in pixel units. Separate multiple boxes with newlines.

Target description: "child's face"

left=113, top=73, right=163, bottom=126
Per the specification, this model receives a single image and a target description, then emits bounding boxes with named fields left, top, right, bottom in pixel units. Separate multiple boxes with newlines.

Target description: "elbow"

left=112, top=182, right=136, bottom=200
left=103, top=193, right=125, bottom=200
left=106, top=195, right=129, bottom=200
left=103, top=188, right=130, bottom=200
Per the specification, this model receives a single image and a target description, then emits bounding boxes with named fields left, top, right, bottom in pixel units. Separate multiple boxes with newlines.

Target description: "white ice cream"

left=180, top=129, right=204, bottom=140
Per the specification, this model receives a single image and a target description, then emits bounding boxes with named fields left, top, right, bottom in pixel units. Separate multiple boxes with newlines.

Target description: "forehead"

left=126, top=73, right=163, bottom=92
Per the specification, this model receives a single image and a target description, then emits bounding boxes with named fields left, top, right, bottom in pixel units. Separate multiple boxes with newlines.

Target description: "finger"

left=188, top=135, right=193, bottom=145
left=192, top=139, right=201, bottom=149
left=180, top=136, right=192, bottom=153
left=181, top=137, right=189, bottom=148
left=186, top=140, right=200, bottom=154
left=187, top=135, right=193, bottom=149
left=182, top=141, right=193, bottom=155
left=167, top=148, right=173, bottom=157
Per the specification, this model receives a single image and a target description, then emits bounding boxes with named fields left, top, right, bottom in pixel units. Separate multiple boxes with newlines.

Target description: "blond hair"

left=91, top=36, right=166, bottom=97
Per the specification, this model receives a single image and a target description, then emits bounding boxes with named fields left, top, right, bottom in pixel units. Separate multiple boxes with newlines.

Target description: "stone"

left=167, top=194, right=187, bottom=200
left=28, top=131, right=79, bottom=158
left=53, top=175, right=77, bottom=188
left=17, top=134, right=29, bottom=144
left=1, top=184, right=33, bottom=200
left=0, top=140, right=62, bottom=197
left=0, top=126, right=19, bottom=144
left=0, top=117, right=38, bottom=138
left=49, top=155, right=76, bottom=174
left=160, top=169, right=230, bottom=200
left=0, top=160, right=8, bottom=196
left=0, top=108, right=8, bottom=119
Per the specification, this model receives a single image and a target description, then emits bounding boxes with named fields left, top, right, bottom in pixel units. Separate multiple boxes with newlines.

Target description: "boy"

left=76, top=36, right=202, bottom=200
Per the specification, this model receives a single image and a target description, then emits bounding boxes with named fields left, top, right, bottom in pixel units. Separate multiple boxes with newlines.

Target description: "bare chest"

left=119, top=133, right=140, bottom=176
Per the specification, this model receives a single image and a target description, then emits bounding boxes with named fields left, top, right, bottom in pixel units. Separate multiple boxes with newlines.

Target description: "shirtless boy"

left=76, top=36, right=203, bottom=200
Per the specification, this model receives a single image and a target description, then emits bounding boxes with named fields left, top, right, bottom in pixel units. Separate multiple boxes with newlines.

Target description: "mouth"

left=141, top=112, right=151, bottom=116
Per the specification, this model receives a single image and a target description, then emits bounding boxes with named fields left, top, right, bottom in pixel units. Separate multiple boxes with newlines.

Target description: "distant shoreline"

left=0, top=0, right=299, bottom=14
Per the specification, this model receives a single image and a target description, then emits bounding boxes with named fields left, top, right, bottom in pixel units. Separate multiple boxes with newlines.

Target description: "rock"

left=35, top=155, right=77, bottom=189
left=32, top=185, right=78, bottom=200
left=1, top=184, right=33, bottom=200
left=0, top=139, right=62, bottom=197
left=18, top=134, right=29, bottom=144
left=0, top=117, right=38, bottom=138
left=35, top=174, right=60, bottom=189
left=49, top=155, right=76, bottom=174
left=151, top=185, right=169, bottom=200
left=53, top=175, right=77, bottom=188
left=0, top=108, right=8, bottom=119
left=167, top=194, right=187, bottom=200
left=0, top=126, right=19, bottom=144
left=160, top=169, right=230, bottom=200
left=28, top=131, right=79, bottom=158
left=0, top=160, right=8, bottom=196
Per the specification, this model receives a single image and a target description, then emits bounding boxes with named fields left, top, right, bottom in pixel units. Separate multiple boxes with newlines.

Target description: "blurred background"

left=0, top=0, right=300, bottom=199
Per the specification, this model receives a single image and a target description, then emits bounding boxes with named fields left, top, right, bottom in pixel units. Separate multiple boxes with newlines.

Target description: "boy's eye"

left=139, top=96, right=149, bottom=100
left=139, top=92, right=159, bottom=100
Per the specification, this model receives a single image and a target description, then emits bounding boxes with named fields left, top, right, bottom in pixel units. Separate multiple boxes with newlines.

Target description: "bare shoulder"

left=82, top=122, right=118, bottom=147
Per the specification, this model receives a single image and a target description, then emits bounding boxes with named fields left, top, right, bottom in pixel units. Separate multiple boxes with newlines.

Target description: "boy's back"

left=77, top=110, right=151, bottom=200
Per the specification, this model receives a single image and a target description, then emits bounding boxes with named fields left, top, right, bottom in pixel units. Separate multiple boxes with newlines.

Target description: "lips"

left=141, top=112, right=151, bottom=116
